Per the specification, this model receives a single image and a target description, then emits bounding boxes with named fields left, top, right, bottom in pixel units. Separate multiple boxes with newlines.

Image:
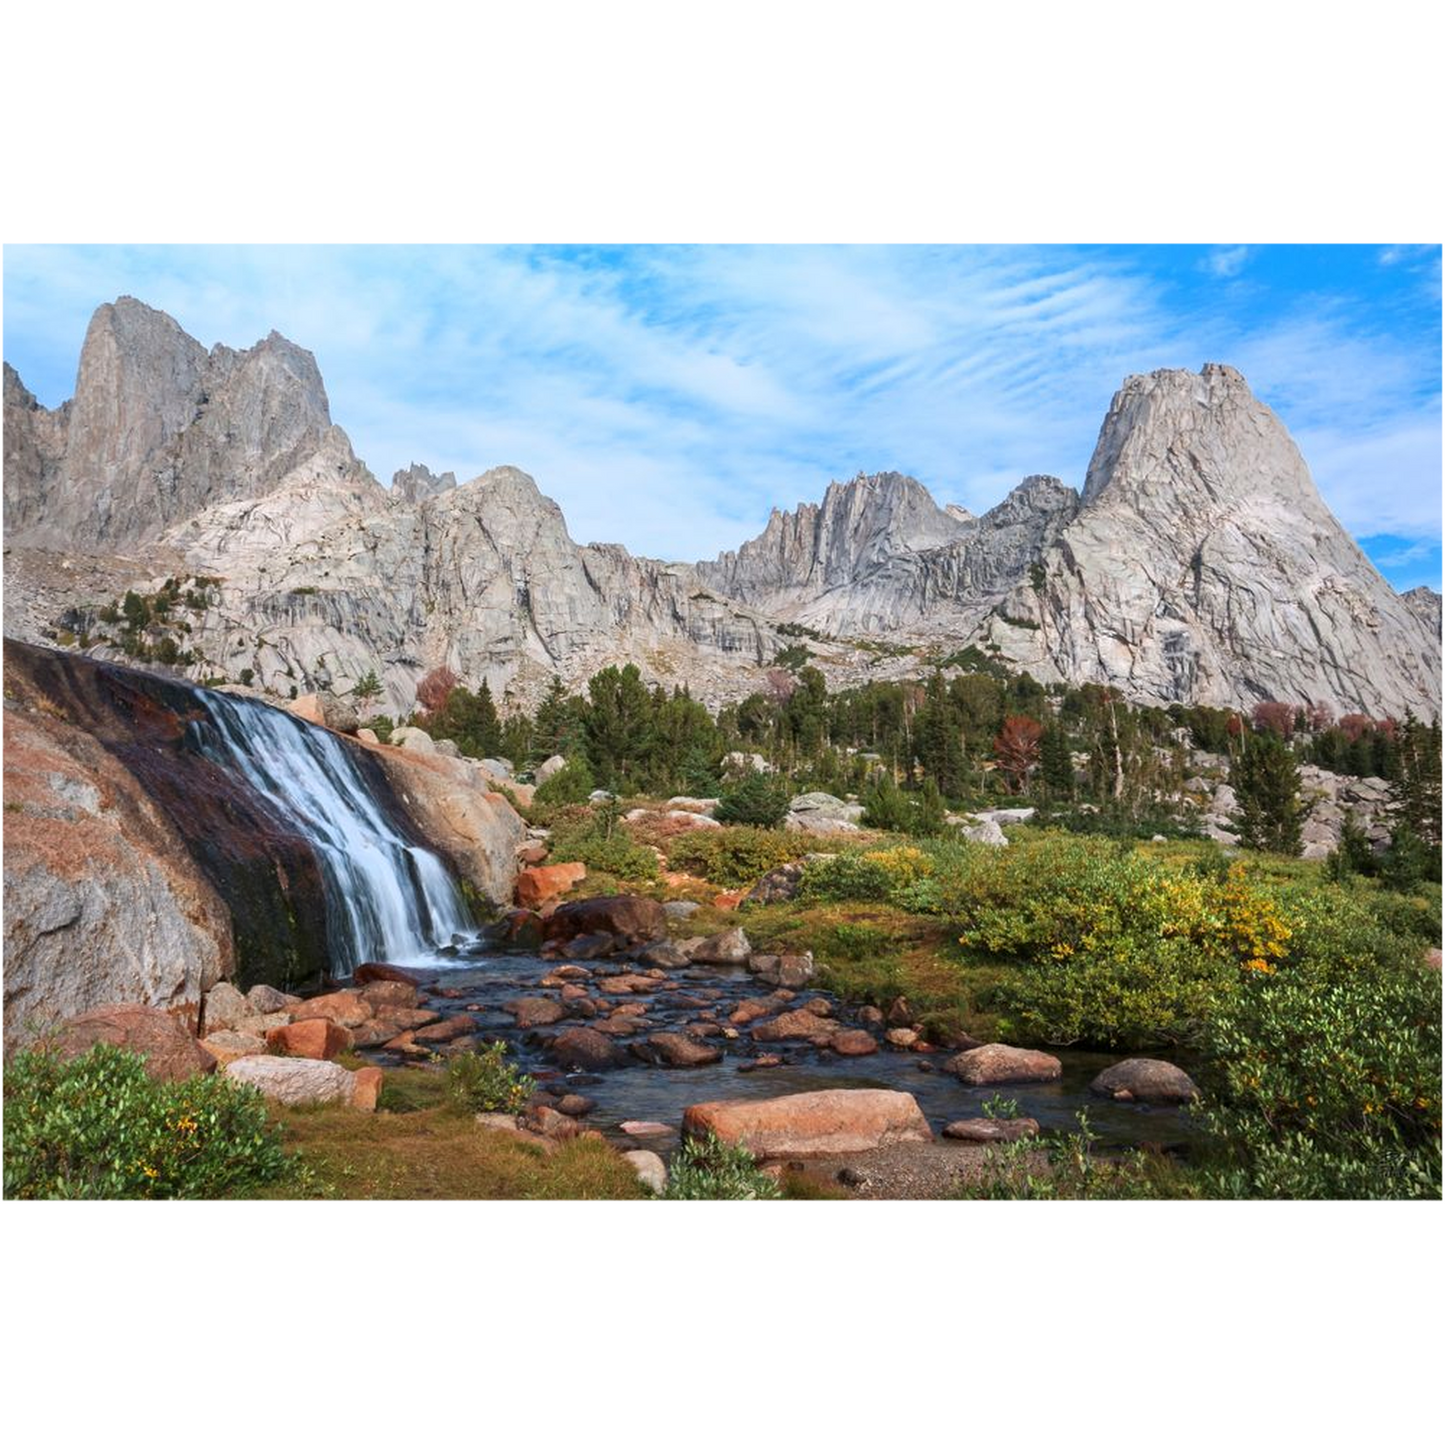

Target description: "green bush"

left=665, top=827, right=801, bottom=888
left=534, top=756, right=596, bottom=808
left=713, top=772, right=792, bottom=828
left=1194, top=963, right=1441, bottom=1199
left=663, top=1132, right=782, bottom=1200
left=4, top=1044, right=295, bottom=1200
left=549, top=810, right=659, bottom=882
left=445, top=1042, right=534, bottom=1114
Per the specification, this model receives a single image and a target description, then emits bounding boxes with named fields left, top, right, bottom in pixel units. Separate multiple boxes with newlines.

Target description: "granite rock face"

left=5, top=301, right=1438, bottom=720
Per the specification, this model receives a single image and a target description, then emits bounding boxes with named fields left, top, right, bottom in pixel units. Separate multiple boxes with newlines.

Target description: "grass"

left=260, top=1076, right=647, bottom=1199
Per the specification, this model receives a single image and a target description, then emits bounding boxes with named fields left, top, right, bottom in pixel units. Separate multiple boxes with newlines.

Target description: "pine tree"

left=1390, top=713, right=1442, bottom=848
left=1040, top=723, right=1074, bottom=799
left=1230, top=730, right=1308, bottom=855
left=584, top=664, right=655, bottom=792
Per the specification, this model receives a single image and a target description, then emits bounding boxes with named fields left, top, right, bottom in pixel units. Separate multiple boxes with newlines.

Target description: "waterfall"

left=187, top=691, right=474, bottom=975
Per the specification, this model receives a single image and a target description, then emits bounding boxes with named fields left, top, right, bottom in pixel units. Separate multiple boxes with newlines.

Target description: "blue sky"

left=4, top=243, right=1441, bottom=589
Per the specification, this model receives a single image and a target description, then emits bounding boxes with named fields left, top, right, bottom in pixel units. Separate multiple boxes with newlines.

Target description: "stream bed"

left=361, top=948, right=1197, bottom=1158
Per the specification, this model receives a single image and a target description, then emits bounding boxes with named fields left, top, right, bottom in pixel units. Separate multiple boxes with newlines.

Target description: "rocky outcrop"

left=46, top=1004, right=217, bottom=1081
left=362, top=741, right=527, bottom=908
left=391, top=462, right=457, bottom=505
left=3, top=679, right=234, bottom=1048
left=5, top=296, right=376, bottom=550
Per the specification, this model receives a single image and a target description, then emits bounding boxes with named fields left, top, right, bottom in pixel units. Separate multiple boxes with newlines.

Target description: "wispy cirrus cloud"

left=2, top=244, right=1440, bottom=590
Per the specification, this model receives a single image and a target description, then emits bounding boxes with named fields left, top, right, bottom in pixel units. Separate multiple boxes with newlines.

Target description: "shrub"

left=860, top=775, right=913, bottom=831
left=713, top=772, right=792, bottom=827
left=665, top=827, right=801, bottom=888
left=802, top=845, right=937, bottom=905
left=445, top=1042, right=534, bottom=1114
left=663, top=1132, right=781, bottom=1200
left=533, top=756, right=595, bottom=808
left=1195, top=964, right=1441, bottom=1199
left=548, top=810, right=659, bottom=882
left=4, top=1044, right=295, bottom=1200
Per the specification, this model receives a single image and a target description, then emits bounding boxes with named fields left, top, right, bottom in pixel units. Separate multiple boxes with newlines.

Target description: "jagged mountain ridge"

left=3, top=298, right=1440, bottom=718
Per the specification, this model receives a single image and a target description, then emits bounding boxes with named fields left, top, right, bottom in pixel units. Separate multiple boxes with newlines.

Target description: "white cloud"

left=1204, top=245, right=1252, bottom=278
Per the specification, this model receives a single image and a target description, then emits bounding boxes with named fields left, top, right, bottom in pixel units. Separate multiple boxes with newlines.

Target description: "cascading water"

left=187, top=691, right=474, bottom=976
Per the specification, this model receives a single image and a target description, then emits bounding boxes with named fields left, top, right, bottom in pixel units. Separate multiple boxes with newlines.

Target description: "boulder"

left=785, top=793, right=865, bottom=835
left=266, top=1017, right=353, bottom=1060
left=943, top=1117, right=1041, bottom=1143
left=959, top=817, right=1009, bottom=847
left=359, top=979, right=419, bottom=1011
left=290, top=990, right=372, bottom=1029
left=288, top=692, right=359, bottom=734
left=752, top=1008, right=840, bottom=1043
left=2, top=701, right=233, bottom=1047
left=683, top=1088, right=933, bottom=1157
left=505, top=996, right=568, bottom=1029
left=690, top=927, right=752, bottom=965
left=515, top=862, right=587, bottom=909
left=663, top=900, right=701, bottom=920
left=535, top=755, right=567, bottom=784
left=246, top=983, right=298, bottom=1014
left=546, top=1026, right=628, bottom=1072
left=353, top=962, right=429, bottom=986
left=351, top=1066, right=385, bottom=1112
left=225, top=1054, right=360, bottom=1107
left=634, top=939, right=694, bottom=969
left=561, top=932, right=622, bottom=960
left=623, top=1150, right=668, bottom=1195
left=749, top=952, right=815, bottom=988
left=363, top=739, right=527, bottom=907
left=202, top=981, right=260, bottom=1036
left=1089, top=1058, right=1201, bottom=1105
left=412, top=1015, right=479, bottom=1044
left=830, top=1029, right=879, bottom=1057
left=48, top=1004, right=216, bottom=1081
left=745, top=862, right=807, bottom=905
left=199, top=1029, right=268, bottom=1067
left=950, top=1043, right=1062, bottom=1084
left=545, top=894, right=668, bottom=946
left=631, top=1032, right=723, bottom=1067
left=434, top=738, right=461, bottom=758
left=666, top=797, right=720, bottom=815
left=390, top=726, right=436, bottom=753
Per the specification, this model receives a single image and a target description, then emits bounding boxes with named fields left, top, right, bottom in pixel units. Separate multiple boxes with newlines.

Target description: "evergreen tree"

left=584, top=664, right=655, bottom=792
left=1390, top=713, right=1442, bottom=848
left=1040, top=723, right=1074, bottom=799
left=915, top=673, right=965, bottom=796
left=1230, top=730, right=1308, bottom=855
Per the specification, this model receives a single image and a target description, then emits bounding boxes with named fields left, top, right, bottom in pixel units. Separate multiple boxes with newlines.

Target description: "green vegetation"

left=548, top=802, right=660, bottom=882
left=1231, top=729, right=1308, bottom=854
left=664, top=827, right=802, bottom=887
left=662, top=1132, right=782, bottom=1200
left=714, top=770, right=792, bottom=827
left=445, top=1042, right=534, bottom=1114
left=4, top=1044, right=296, bottom=1200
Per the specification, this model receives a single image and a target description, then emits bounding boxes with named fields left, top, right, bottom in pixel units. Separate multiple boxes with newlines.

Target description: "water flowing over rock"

left=2, top=643, right=499, bottom=1028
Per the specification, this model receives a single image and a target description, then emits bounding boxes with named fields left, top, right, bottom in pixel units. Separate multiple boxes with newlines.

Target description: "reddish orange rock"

left=267, top=1017, right=353, bottom=1061
left=712, top=890, right=747, bottom=911
left=684, top=1089, right=933, bottom=1157
left=350, top=1066, right=385, bottom=1112
left=51, top=1005, right=215, bottom=1082
left=290, top=991, right=373, bottom=1028
left=515, top=862, right=588, bottom=910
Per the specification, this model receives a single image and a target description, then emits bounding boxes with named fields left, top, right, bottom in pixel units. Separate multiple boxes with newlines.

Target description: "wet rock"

left=623, top=1150, right=667, bottom=1194
left=739, top=1054, right=783, bottom=1071
left=802, top=997, right=833, bottom=1017
left=545, top=965, right=593, bottom=982
left=634, top=940, right=694, bottom=969
left=411, top=1015, right=480, bottom=1044
left=885, top=1028, right=920, bottom=1049
left=753, top=1008, right=841, bottom=1043
left=561, top=932, right=621, bottom=961
left=505, top=997, right=568, bottom=1029
left=1089, top=1058, right=1200, bottom=1105
left=359, top=980, right=419, bottom=1011
left=49, top=1005, right=215, bottom=1082
left=556, top=1094, right=595, bottom=1117
left=199, top=1029, right=267, bottom=1067
left=690, top=927, right=752, bottom=965
left=730, top=999, right=774, bottom=1025
left=547, top=1026, right=628, bottom=1071
left=515, top=861, right=588, bottom=910
left=593, top=1015, right=649, bottom=1036
left=354, top=962, right=429, bottom=986
left=225, top=1055, right=361, bottom=1108
left=950, top=1043, right=1062, bottom=1085
left=631, top=1032, right=723, bottom=1067
left=684, top=1089, right=932, bottom=1157
left=831, top=1029, right=879, bottom=1057
left=545, top=894, right=668, bottom=946
left=857, top=1005, right=885, bottom=1028
left=373, top=1006, right=441, bottom=1031
left=942, top=1117, right=1041, bottom=1143
left=599, top=973, right=657, bottom=994
left=481, top=908, right=546, bottom=951
left=686, top=1021, right=723, bottom=1039
left=291, top=991, right=373, bottom=1029
left=266, top=1017, right=352, bottom=1060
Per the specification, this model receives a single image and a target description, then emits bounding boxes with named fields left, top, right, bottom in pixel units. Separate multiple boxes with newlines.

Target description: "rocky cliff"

left=4, top=298, right=1439, bottom=718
